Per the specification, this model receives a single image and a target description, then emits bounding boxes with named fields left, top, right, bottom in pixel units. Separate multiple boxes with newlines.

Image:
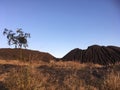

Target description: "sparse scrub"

left=0, top=60, right=119, bottom=90
left=4, top=67, right=43, bottom=90
left=4, top=67, right=58, bottom=90
left=102, top=72, right=120, bottom=90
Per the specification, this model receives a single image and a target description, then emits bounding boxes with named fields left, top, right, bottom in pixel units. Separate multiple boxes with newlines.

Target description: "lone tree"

left=3, top=28, right=30, bottom=48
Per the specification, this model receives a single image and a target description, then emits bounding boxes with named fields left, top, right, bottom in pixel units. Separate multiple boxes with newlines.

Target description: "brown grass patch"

left=0, top=60, right=119, bottom=90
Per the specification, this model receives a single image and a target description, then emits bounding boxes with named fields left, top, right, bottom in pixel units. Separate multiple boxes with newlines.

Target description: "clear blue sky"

left=0, top=0, right=120, bottom=58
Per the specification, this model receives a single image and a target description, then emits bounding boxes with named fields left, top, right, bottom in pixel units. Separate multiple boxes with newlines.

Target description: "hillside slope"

left=62, top=45, right=120, bottom=65
left=0, top=48, right=55, bottom=62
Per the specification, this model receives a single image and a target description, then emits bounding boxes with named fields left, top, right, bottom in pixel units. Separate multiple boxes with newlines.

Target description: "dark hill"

left=0, top=48, right=55, bottom=62
left=62, top=45, right=120, bottom=65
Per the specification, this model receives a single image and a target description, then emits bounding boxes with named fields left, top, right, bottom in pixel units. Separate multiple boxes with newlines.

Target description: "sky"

left=0, top=0, right=120, bottom=58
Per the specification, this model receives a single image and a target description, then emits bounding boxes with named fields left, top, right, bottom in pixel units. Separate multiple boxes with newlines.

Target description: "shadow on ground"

left=37, top=65, right=120, bottom=88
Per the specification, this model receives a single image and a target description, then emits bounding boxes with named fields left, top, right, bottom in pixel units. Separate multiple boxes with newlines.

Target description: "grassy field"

left=0, top=60, right=120, bottom=90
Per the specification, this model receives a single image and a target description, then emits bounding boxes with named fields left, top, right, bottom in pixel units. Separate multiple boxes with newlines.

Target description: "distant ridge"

left=0, top=45, right=120, bottom=65
left=0, top=48, right=55, bottom=62
left=62, top=45, right=120, bottom=65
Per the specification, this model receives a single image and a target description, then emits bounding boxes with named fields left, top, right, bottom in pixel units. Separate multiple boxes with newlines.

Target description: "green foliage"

left=3, top=28, right=30, bottom=48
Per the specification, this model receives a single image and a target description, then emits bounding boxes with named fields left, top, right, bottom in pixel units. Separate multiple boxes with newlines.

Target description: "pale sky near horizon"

left=0, top=0, right=120, bottom=58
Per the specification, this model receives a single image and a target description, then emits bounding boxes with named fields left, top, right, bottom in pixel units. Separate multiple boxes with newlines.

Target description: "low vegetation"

left=0, top=60, right=119, bottom=90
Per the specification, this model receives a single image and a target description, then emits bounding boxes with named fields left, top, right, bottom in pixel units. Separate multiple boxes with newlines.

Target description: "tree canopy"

left=3, top=28, right=30, bottom=48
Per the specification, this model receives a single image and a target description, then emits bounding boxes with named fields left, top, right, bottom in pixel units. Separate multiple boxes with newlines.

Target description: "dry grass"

left=0, top=60, right=119, bottom=90
left=0, top=60, right=29, bottom=66
left=102, top=72, right=120, bottom=90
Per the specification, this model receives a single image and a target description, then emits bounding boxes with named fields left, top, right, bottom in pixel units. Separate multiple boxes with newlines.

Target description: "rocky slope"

left=62, top=45, right=120, bottom=65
